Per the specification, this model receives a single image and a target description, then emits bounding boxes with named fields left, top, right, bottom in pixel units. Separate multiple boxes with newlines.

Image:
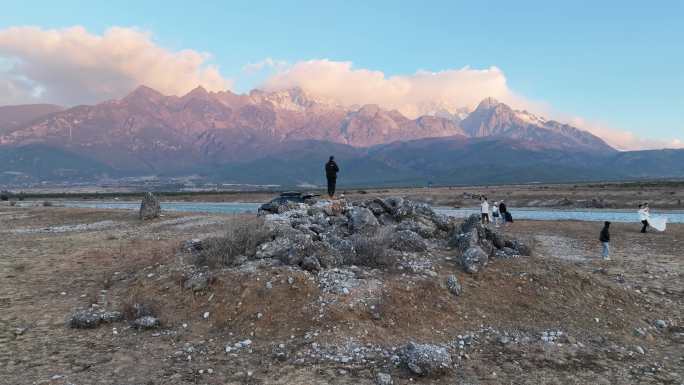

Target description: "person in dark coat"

left=599, top=221, right=611, bottom=260
left=325, top=156, right=339, bottom=198
left=499, top=200, right=508, bottom=225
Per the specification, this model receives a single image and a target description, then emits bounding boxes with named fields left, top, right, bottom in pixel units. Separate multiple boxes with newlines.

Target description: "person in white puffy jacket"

left=480, top=197, right=490, bottom=224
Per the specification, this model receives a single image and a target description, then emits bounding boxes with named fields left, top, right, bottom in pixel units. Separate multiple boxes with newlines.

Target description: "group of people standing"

left=324, top=158, right=666, bottom=264
left=480, top=197, right=511, bottom=226
left=599, top=202, right=661, bottom=261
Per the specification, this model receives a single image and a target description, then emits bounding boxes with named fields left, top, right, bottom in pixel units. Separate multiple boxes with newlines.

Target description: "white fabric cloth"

left=638, top=208, right=649, bottom=221
left=650, top=216, right=667, bottom=231
left=481, top=201, right=489, bottom=214
left=492, top=204, right=499, bottom=214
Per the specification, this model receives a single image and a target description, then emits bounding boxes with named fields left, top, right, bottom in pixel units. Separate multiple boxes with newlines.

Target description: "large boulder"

left=139, top=192, right=161, bottom=220
left=402, top=342, right=452, bottom=376
left=461, top=246, right=488, bottom=273
left=348, top=207, right=379, bottom=233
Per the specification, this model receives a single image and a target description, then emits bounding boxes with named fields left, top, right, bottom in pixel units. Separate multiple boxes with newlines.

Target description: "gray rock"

left=68, top=309, right=123, bottom=329
left=655, top=319, right=668, bottom=329
left=255, top=237, right=292, bottom=260
left=397, top=218, right=438, bottom=239
left=375, top=372, right=393, bottom=385
left=348, top=207, right=379, bottom=233
left=139, top=192, right=161, bottom=220
left=68, top=310, right=102, bottom=329
left=494, top=247, right=519, bottom=259
left=446, top=275, right=463, bottom=296
left=184, top=272, right=211, bottom=292
left=301, top=255, right=321, bottom=272
left=402, top=342, right=452, bottom=376
left=133, top=316, right=160, bottom=329
left=461, top=246, right=488, bottom=273
left=382, top=197, right=405, bottom=218
left=182, top=238, right=203, bottom=253
left=391, top=230, right=427, bottom=252
left=99, top=310, right=123, bottom=323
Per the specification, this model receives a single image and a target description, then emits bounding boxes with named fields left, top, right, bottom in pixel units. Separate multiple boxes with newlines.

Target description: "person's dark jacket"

left=325, top=160, right=339, bottom=179
left=499, top=202, right=507, bottom=213
left=599, top=226, right=610, bottom=242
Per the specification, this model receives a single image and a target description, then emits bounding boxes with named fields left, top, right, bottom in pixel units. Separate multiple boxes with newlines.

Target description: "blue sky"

left=1, top=0, right=682, bottom=148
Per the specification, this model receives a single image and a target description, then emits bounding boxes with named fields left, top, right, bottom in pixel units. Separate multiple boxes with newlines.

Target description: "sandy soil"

left=0, top=203, right=682, bottom=384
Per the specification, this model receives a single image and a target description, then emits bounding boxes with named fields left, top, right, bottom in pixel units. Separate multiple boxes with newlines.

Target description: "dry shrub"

left=349, top=227, right=394, bottom=267
left=121, top=288, right=161, bottom=322
left=194, top=216, right=269, bottom=268
left=99, top=271, right=114, bottom=290
left=42, top=201, right=53, bottom=207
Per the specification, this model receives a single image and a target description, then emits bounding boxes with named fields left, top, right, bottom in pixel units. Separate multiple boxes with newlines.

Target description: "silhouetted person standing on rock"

left=325, top=156, right=339, bottom=199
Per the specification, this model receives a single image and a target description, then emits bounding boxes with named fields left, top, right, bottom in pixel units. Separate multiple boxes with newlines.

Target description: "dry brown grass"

left=121, top=282, right=163, bottom=322
left=194, top=216, right=269, bottom=268
left=349, top=227, right=394, bottom=267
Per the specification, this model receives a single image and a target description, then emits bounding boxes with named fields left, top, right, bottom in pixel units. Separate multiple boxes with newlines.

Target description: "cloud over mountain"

left=0, top=24, right=679, bottom=150
left=0, top=26, right=231, bottom=105
left=260, top=59, right=537, bottom=118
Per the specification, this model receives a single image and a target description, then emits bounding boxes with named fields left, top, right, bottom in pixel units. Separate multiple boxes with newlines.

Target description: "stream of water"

left=36, top=201, right=684, bottom=223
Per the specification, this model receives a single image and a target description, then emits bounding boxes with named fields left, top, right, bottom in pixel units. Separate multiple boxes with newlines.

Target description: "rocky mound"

left=450, top=214, right=532, bottom=273
left=252, top=197, right=456, bottom=271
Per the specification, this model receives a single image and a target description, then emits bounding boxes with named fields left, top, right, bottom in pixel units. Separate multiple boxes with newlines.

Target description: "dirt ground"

left=0, top=202, right=682, bottom=385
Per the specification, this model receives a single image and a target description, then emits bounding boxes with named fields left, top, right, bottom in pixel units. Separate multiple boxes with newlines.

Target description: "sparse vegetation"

left=194, top=216, right=269, bottom=268
left=121, top=285, right=161, bottom=322
left=42, top=200, right=53, bottom=207
left=349, top=227, right=394, bottom=267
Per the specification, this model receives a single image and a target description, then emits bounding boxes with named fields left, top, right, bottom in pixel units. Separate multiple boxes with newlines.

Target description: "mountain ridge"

left=8, top=85, right=682, bottom=186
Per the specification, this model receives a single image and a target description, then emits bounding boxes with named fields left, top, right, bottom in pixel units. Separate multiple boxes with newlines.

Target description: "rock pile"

left=139, top=192, right=161, bottom=220
left=401, top=342, right=453, bottom=376
left=450, top=214, right=531, bottom=273
left=68, top=308, right=123, bottom=329
left=253, top=197, right=455, bottom=270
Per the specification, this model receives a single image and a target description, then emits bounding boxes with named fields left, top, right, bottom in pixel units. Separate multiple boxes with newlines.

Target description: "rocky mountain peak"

left=124, top=85, right=165, bottom=102
left=182, top=86, right=212, bottom=101
left=475, top=97, right=503, bottom=111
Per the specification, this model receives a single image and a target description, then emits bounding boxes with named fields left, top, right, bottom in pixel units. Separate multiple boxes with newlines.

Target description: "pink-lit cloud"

left=0, top=26, right=231, bottom=105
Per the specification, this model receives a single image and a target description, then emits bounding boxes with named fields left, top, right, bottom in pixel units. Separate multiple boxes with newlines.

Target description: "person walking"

left=638, top=203, right=650, bottom=233
left=492, top=201, right=500, bottom=226
left=480, top=196, right=490, bottom=224
left=599, top=221, right=611, bottom=260
left=325, top=156, right=339, bottom=199
left=499, top=200, right=508, bottom=226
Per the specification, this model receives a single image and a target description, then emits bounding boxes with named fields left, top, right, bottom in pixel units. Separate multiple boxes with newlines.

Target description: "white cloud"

left=0, top=26, right=231, bottom=105
left=260, top=59, right=539, bottom=117
left=567, top=117, right=684, bottom=151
